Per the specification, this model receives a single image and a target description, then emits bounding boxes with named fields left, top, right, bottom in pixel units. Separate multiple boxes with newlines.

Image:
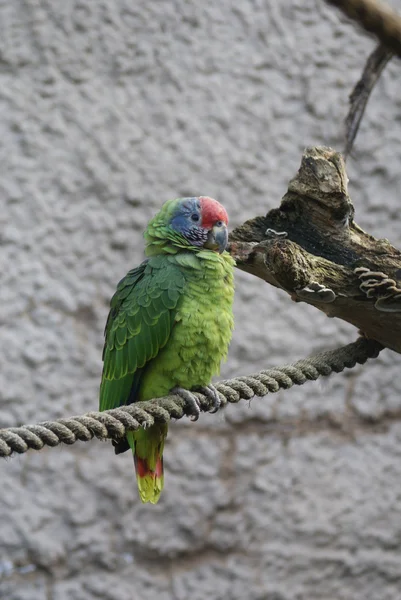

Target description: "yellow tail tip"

left=134, top=455, right=164, bottom=504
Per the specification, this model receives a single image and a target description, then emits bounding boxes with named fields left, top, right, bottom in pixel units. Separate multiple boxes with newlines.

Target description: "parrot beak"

left=204, top=223, right=228, bottom=254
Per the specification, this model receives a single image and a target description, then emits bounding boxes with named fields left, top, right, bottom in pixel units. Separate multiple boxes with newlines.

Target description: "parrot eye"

left=191, top=213, right=200, bottom=222
left=216, top=220, right=223, bottom=227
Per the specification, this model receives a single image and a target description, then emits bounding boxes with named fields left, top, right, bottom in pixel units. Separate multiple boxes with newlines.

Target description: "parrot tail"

left=127, top=425, right=167, bottom=504
left=134, top=453, right=164, bottom=504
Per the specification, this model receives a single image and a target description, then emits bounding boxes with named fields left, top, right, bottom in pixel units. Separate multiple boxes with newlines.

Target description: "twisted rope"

left=325, top=0, right=401, bottom=58
left=0, top=337, right=383, bottom=458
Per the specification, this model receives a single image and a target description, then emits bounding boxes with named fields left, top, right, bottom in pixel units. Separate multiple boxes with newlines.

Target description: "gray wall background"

left=1, top=1, right=401, bottom=599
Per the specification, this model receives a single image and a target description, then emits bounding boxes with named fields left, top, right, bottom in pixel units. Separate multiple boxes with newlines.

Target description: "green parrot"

left=99, top=196, right=235, bottom=504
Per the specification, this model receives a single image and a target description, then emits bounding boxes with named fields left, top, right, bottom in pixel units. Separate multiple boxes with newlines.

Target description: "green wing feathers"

left=100, top=257, right=185, bottom=409
left=99, top=257, right=186, bottom=503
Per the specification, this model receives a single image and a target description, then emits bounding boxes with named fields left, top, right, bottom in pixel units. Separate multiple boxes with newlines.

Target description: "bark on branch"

left=229, top=146, right=401, bottom=354
left=324, top=0, right=401, bottom=58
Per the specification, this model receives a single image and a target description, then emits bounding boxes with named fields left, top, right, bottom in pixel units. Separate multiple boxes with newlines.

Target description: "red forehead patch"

left=199, top=196, right=229, bottom=229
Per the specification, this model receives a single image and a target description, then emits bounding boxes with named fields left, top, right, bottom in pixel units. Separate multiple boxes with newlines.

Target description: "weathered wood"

left=229, top=146, right=401, bottom=354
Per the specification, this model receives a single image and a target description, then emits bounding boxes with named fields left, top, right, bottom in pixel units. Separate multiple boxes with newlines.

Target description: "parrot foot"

left=171, top=387, right=201, bottom=422
left=194, top=384, right=221, bottom=414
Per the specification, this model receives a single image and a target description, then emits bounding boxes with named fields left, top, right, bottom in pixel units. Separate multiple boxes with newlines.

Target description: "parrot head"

left=144, top=196, right=229, bottom=256
left=170, top=196, right=229, bottom=253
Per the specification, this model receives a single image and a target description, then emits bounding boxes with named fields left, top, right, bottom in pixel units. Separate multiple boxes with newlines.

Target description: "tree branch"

left=325, top=0, right=401, bottom=58
left=229, top=146, right=401, bottom=354
left=344, top=43, right=393, bottom=158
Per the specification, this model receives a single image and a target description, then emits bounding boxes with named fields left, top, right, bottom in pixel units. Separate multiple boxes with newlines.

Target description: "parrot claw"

left=171, top=387, right=201, bottom=421
left=194, top=384, right=222, bottom=413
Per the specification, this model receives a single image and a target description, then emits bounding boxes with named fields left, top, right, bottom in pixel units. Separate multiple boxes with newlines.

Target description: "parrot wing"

left=99, top=257, right=186, bottom=411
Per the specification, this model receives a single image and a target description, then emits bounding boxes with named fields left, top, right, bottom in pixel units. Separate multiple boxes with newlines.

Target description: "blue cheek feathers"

left=170, top=213, right=208, bottom=247
left=170, top=212, right=191, bottom=233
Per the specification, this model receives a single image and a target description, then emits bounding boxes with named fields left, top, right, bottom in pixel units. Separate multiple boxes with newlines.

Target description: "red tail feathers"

left=134, top=453, right=164, bottom=504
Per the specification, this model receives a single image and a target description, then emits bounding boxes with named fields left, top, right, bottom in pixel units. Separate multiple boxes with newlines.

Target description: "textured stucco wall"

left=1, top=1, right=401, bottom=599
